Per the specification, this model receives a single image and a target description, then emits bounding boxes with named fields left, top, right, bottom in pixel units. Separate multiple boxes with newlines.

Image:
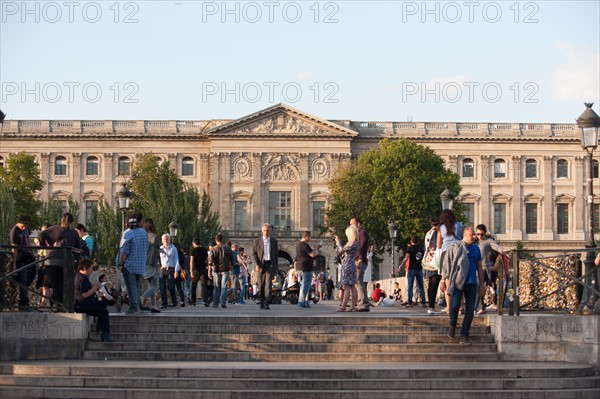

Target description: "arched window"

left=557, top=159, right=568, bottom=178
left=182, top=156, right=194, bottom=176
left=86, top=156, right=99, bottom=176
left=54, top=156, right=68, bottom=176
left=118, top=156, right=131, bottom=176
left=525, top=159, right=537, bottom=178
left=494, top=159, right=506, bottom=178
left=462, top=158, right=474, bottom=178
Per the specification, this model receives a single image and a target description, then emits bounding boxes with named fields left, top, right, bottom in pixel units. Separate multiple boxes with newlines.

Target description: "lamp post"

left=577, top=103, right=600, bottom=313
left=116, top=183, right=132, bottom=232
left=440, top=188, right=455, bottom=210
left=169, top=221, right=179, bottom=241
left=388, top=221, right=398, bottom=276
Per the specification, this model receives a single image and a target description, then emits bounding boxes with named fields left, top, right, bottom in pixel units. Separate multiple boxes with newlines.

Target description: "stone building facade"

left=0, top=104, right=593, bottom=277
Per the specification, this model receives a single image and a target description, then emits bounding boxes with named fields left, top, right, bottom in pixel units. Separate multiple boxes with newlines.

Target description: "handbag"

left=422, top=247, right=441, bottom=271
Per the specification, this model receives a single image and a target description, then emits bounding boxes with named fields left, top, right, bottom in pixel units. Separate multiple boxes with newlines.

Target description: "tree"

left=38, top=195, right=80, bottom=226
left=129, top=154, right=222, bottom=249
left=0, top=180, right=16, bottom=245
left=0, top=151, right=44, bottom=227
left=325, top=138, right=462, bottom=253
left=87, top=200, right=120, bottom=266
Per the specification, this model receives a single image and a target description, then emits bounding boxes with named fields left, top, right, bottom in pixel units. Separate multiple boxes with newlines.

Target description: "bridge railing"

left=0, top=244, right=83, bottom=313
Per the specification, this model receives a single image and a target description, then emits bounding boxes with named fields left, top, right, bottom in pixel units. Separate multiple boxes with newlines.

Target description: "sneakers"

left=476, top=309, right=487, bottom=315
left=447, top=326, right=456, bottom=338
left=460, top=336, right=472, bottom=345
left=487, top=304, right=498, bottom=310
left=427, top=309, right=441, bottom=315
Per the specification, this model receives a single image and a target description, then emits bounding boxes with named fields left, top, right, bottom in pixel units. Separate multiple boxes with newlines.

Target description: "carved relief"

left=232, top=156, right=252, bottom=181
left=311, top=157, right=330, bottom=181
left=234, top=114, right=329, bottom=135
left=262, top=154, right=300, bottom=182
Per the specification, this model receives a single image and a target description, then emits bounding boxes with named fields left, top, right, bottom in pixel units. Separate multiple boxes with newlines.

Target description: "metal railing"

left=506, top=248, right=600, bottom=315
left=0, top=245, right=83, bottom=313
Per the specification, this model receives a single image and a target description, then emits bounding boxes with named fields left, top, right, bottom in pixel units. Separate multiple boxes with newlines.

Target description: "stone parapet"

left=487, top=314, right=600, bottom=370
left=0, top=313, right=89, bottom=361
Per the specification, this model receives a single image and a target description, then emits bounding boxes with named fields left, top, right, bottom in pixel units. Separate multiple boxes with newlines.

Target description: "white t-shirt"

left=364, top=251, right=373, bottom=282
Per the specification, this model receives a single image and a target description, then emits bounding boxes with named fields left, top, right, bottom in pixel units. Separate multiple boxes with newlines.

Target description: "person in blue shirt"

left=441, top=226, right=485, bottom=345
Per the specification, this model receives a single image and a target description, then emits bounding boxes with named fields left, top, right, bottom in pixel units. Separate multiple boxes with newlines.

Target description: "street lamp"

left=169, top=221, right=179, bottom=240
left=116, top=183, right=132, bottom=232
left=440, top=188, right=455, bottom=210
left=388, top=221, right=398, bottom=276
left=577, top=103, right=600, bottom=313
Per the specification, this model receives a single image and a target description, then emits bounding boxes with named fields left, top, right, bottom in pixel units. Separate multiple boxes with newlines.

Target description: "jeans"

left=212, top=271, right=230, bottom=307
left=298, top=271, right=312, bottom=306
left=191, top=273, right=208, bottom=305
left=449, top=284, right=478, bottom=337
left=159, top=268, right=177, bottom=307
left=407, top=269, right=426, bottom=305
left=238, top=277, right=246, bottom=303
left=122, top=267, right=142, bottom=311
left=141, top=275, right=158, bottom=307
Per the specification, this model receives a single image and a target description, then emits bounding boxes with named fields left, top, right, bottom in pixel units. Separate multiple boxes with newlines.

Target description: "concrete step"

left=1, top=375, right=599, bottom=390
left=1, top=386, right=599, bottom=399
left=101, top=332, right=495, bottom=344
left=81, top=350, right=502, bottom=362
left=84, top=341, right=499, bottom=353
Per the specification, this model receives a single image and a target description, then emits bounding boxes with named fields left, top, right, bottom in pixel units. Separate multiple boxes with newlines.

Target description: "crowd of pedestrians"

left=5, top=208, right=504, bottom=346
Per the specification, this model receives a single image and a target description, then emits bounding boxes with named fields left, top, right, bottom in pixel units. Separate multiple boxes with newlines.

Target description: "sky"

left=1, top=0, right=599, bottom=123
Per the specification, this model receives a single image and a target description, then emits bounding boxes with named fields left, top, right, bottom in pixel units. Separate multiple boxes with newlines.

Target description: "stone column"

left=220, top=153, right=231, bottom=229
left=542, top=156, right=554, bottom=240
left=252, top=153, right=263, bottom=230
left=103, top=153, right=114, bottom=208
left=299, top=153, right=310, bottom=230
left=71, top=153, right=82, bottom=212
left=39, top=152, right=51, bottom=200
left=480, top=155, right=491, bottom=228
left=510, top=156, right=522, bottom=240
left=574, top=156, right=585, bottom=240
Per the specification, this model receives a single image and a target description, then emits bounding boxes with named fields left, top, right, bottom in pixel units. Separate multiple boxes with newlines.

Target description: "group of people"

left=396, top=208, right=506, bottom=344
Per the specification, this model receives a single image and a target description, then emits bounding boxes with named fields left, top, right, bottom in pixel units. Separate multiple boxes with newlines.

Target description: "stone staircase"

left=0, top=311, right=599, bottom=398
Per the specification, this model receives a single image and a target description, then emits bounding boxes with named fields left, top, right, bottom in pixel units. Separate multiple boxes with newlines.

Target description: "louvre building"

left=0, top=103, right=592, bottom=277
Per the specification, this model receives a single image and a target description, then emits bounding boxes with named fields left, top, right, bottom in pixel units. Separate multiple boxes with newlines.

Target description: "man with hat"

left=117, top=215, right=148, bottom=314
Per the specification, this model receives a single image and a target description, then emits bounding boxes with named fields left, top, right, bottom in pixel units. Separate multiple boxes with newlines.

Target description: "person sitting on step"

left=75, top=258, right=113, bottom=342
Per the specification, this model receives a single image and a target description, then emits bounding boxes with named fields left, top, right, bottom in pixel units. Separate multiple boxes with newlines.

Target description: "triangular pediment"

left=206, top=103, right=358, bottom=138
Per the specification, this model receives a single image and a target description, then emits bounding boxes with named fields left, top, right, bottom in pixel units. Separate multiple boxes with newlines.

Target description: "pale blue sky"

left=1, top=0, right=599, bottom=123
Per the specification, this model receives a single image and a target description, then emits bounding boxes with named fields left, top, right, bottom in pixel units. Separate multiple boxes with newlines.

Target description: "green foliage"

left=38, top=195, right=81, bottom=227
left=87, top=200, right=120, bottom=266
left=0, top=180, right=16, bottom=245
left=0, top=151, right=44, bottom=226
left=325, top=138, right=462, bottom=254
left=129, top=154, right=222, bottom=250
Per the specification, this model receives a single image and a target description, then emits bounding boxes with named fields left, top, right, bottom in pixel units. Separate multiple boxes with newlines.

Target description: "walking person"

left=350, top=217, right=371, bottom=312
left=437, top=209, right=460, bottom=312
left=117, top=216, right=148, bottom=314
left=140, top=218, right=160, bottom=313
left=335, top=225, right=359, bottom=312
left=296, top=231, right=321, bottom=308
left=424, top=218, right=443, bottom=314
left=158, top=234, right=179, bottom=309
left=441, top=227, right=485, bottom=345
left=190, top=237, right=209, bottom=307
left=475, top=224, right=503, bottom=313
left=400, top=236, right=427, bottom=308
left=207, top=234, right=236, bottom=308
left=252, top=223, right=279, bottom=310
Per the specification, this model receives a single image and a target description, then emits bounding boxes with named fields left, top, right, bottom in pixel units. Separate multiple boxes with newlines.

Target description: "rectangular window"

left=463, top=203, right=475, bottom=228
left=269, top=191, right=291, bottom=231
left=85, top=200, right=98, bottom=224
left=234, top=201, right=247, bottom=231
left=493, top=203, right=506, bottom=234
left=312, top=201, right=326, bottom=230
left=462, top=160, right=474, bottom=178
left=525, top=203, right=537, bottom=234
left=557, top=203, right=569, bottom=234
